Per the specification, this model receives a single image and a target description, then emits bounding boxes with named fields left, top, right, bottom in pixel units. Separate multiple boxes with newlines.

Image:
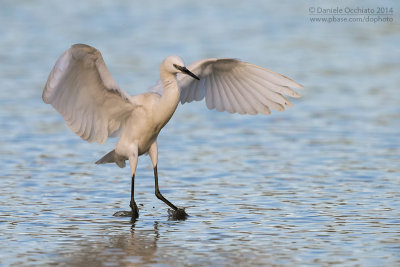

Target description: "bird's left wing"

left=177, top=58, right=303, bottom=115
left=43, top=44, right=136, bottom=144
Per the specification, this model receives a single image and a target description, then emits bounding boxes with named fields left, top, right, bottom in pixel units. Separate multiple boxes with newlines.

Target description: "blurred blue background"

left=0, top=0, right=399, bottom=266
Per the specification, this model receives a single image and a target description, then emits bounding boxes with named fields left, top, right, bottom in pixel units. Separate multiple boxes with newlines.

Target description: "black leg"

left=130, top=174, right=139, bottom=219
left=154, top=165, right=188, bottom=220
left=154, top=165, right=178, bottom=210
left=113, top=155, right=139, bottom=218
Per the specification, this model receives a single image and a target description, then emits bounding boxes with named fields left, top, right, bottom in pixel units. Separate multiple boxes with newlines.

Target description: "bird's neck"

left=155, top=72, right=180, bottom=127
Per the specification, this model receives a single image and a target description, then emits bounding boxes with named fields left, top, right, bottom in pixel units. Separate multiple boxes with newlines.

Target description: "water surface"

left=1, top=0, right=399, bottom=266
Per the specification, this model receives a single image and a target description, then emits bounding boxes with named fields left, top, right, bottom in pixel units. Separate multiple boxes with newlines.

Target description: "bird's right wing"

left=178, top=58, right=303, bottom=115
left=43, top=44, right=136, bottom=144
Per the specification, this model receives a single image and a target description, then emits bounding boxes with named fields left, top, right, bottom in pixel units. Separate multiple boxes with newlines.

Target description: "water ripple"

left=1, top=0, right=400, bottom=266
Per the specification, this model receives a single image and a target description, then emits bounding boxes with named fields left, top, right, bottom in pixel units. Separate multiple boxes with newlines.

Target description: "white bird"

left=43, top=44, right=303, bottom=220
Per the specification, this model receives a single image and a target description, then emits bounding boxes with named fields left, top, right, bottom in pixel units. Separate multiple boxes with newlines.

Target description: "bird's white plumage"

left=42, top=44, right=305, bottom=158
left=43, top=44, right=136, bottom=144
left=151, top=58, right=303, bottom=115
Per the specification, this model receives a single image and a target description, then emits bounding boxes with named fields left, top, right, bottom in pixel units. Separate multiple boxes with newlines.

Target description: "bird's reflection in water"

left=62, top=221, right=167, bottom=267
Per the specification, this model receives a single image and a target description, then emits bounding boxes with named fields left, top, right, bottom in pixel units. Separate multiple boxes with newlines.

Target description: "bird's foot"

left=113, top=210, right=135, bottom=217
left=168, top=208, right=188, bottom=220
left=113, top=201, right=139, bottom=218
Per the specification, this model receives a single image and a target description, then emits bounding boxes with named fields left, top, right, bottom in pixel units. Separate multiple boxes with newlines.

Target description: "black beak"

left=174, top=64, right=200, bottom=80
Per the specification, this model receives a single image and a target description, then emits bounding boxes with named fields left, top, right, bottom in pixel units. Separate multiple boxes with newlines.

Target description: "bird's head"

left=162, top=55, right=200, bottom=80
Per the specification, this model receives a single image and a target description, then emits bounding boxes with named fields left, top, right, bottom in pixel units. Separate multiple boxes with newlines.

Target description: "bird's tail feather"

left=95, top=150, right=126, bottom=168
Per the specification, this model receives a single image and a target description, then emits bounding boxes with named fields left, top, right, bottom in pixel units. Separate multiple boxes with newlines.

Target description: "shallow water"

left=1, top=0, right=400, bottom=266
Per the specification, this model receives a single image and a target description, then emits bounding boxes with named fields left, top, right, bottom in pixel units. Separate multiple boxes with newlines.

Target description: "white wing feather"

left=43, top=44, right=136, bottom=144
left=150, top=58, right=303, bottom=115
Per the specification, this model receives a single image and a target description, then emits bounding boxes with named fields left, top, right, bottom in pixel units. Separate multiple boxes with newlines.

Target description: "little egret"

left=43, top=44, right=303, bottom=220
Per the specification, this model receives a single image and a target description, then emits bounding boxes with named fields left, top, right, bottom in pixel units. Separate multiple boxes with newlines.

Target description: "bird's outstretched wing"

left=152, top=58, right=303, bottom=115
left=43, top=44, right=136, bottom=144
